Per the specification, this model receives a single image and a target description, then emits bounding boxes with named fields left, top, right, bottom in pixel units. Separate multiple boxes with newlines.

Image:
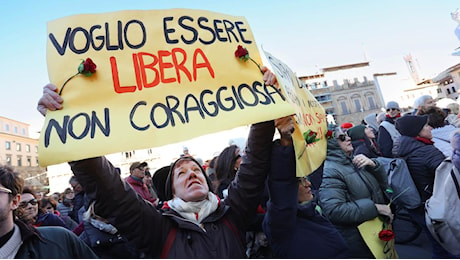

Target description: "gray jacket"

left=319, top=138, right=388, bottom=258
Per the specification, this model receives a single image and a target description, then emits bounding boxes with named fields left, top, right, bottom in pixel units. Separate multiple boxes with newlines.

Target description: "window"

left=340, top=101, right=350, bottom=114
left=368, top=96, right=376, bottom=109
left=452, top=86, right=456, bottom=93
left=27, top=157, right=32, bottom=167
left=35, top=146, right=38, bottom=153
left=14, top=127, right=18, bottom=134
left=26, top=145, right=30, bottom=152
left=447, top=88, right=451, bottom=94
left=6, top=155, right=11, bottom=166
left=16, top=143, right=21, bottom=152
left=17, top=156, right=22, bottom=167
left=21, top=128, right=25, bottom=135
left=437, top=89, right=442, bottom=94
left=36, top=157, right=39, bottom=166
left=4, top=124, right=9, bottom=132
left=354, top=99, right=362, bottom=112
left=5, top=141, right=11, bottom=150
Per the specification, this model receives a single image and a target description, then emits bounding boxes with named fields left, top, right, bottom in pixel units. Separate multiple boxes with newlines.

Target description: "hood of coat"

left=326, top=138, right=353, bottom=165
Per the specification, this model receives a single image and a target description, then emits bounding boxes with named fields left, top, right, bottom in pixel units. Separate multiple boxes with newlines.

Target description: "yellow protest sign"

left=38, top=9, right=295, bottom=166
left=263, top=51, right=326, bottom=176
left=358, top=217, right=399, bottom=259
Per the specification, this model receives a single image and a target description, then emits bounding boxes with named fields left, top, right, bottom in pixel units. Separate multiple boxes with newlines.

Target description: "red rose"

left=79, top=58, right=97, bottom=76
left=60, top=57, right=97, bottom=95
left=378, top=229, right=395, bottom=241
left=326, top=130, right=334, bottom=139
left=234, top=45, right=248, bottom=58
left=308, top=130, right=316, bottom=137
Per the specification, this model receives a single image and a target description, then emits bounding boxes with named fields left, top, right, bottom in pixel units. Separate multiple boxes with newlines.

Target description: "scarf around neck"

left=167, top=192, right=219, bottom=226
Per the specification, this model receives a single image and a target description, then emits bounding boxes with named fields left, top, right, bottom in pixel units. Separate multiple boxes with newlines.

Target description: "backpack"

left=375, top=157, right=422, bottom=209
left=425, top=159, right=460, bottom=255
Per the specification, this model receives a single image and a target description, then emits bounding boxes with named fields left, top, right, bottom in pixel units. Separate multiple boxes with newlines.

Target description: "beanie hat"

left=152, top=165, right=170, bottom=202
left=395, top=115, right=428, bottom=137
left=386, top=101, right=400, bottom=110
left=164, top=156, right=213, bottom=201
left=347, top=125, right=366, bottom=141
left=340, top=122, right=354, bottom=130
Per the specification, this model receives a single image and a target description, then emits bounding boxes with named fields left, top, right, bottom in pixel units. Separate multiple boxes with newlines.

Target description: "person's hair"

left=0, top=165, right=24, bottom=200
left=69, top=175, right=79, bottom=184
left=215, top=145, right=240, bottom=184
left=447, top=103, right=459, bottom=115
left=417, top=106, right=447, bottom=128
left=413, top=95, right=432, bottom=108
left=39, top=197, right=57, bottom=214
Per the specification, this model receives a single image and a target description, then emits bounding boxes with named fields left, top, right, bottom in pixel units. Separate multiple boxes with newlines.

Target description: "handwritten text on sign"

left=39, top=9, right=295, bottom=166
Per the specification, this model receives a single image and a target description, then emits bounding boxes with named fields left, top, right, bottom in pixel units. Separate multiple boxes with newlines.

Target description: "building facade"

left=299, top=62, right=385, bottom=126
left=0, top=116, right=47, bottom=191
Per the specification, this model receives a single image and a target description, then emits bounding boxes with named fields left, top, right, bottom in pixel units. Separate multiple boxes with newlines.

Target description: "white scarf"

left=0, top=224, right=22, bottom=259
left=168, top=192, right=219, bottom=226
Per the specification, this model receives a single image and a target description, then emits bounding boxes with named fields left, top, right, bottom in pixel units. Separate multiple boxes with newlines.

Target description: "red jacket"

left=126, top=176, right=158, bottom=205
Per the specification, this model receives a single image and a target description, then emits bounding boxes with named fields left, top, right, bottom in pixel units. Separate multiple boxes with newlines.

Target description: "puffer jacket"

left=69, top=121, right=274, bottom=258
left=393, top=135, right=446, bottom=202
left=318, top=138, right=388, bottom=258
left=14, top=219, right=98, bottom=258
left=263, top=140, right=349, bottom=258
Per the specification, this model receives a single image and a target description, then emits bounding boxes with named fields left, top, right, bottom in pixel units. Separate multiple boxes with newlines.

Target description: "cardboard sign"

left=358, top=217, right=399, bottom=259
left=264, top=51, right=326, bottom=175
left=38, top=9, right=295, bottom=166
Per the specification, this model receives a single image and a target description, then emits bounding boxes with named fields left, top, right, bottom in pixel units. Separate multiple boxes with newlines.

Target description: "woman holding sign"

left=318, top=126, right=393, bottom=258
left=37, top=67, right=290, bottom=258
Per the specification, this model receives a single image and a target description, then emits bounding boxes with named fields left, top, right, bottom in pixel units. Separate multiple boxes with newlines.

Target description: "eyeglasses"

left=336, top=134, right=349, bottom=142
left=0, top=187, right=12, bottom=194
left=19, top=198, right=38, bottom=208
left=298, top=177, right=310, bottom=186
left=386, top=108, right=400, bottom=112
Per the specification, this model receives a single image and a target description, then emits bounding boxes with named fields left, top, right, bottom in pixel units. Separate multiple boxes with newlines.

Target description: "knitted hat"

left=129, top=161, right=147, bottom=172
left=395, top=115, right=428, bottom=137
left=164, top=156, right=213, bottom=201
left=347, top=125, right=366, bottom=141
left=340, top=122, right=354, bottom=130
left=386, top=101, right=400, bottom=110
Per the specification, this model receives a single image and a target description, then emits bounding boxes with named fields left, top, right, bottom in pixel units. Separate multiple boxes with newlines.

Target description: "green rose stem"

left=59, top=72, right=79, bottom=95
left=248, top=57, right=263, bottom=75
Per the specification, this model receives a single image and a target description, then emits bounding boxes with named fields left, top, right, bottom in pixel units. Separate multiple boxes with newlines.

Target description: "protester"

left=417, top=106, right=457, bottom=157
left=393, top=115, right=453, bottom=258
left=57, top=187, right=74, bottom=218
left=364, top=112, right=379, bottom=137
left=69, top=176, right=85, bottom=223
left=0, top=165, right=98, bottom=258
left=17, top=187, right=68, bottom=229
left=412, top=95, right=436, bottom=115
left=347, top=124, right=382, bottom=158
left=37, top=66, right=281, bottom=258
left=41, top=196, right=78, bottom=230
left=318, top=126, right=392, bottom=258
left=377, top=101, right=401, bottom=158
left=126, top=161, right=158, bottom=205
left=214, top=144, right=242, bottom=199
left=446, top=102, right=460, bottom=127
left=262, top=118, right=349, bottom=258
left=143, top=169, right=159, bottom=202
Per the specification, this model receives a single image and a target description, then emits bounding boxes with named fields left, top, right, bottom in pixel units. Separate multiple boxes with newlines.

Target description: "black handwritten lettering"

left=44, top=108, right=110, bottom=147
left=49, top=20, right=146, bottom=55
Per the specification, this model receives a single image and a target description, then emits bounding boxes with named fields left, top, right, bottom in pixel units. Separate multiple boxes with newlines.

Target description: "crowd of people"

left=1, top=66, right=460, bottom=258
